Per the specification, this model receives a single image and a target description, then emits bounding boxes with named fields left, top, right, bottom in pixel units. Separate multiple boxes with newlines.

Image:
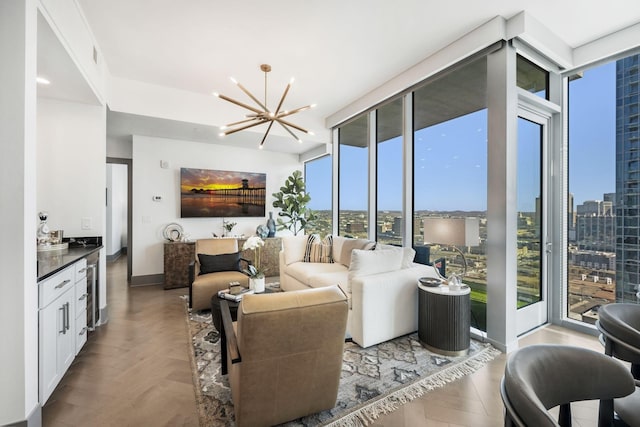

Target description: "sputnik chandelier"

left=214, top=64, right=315, bottom=149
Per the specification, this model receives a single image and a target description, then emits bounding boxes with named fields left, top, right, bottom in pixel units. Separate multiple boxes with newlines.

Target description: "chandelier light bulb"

left=258, top=145, right=264, bottom=150
left=218, top=132, right=225, bottom=137
left=289, top=77, right=295, bottom=84
left=212, top=92, right=220, bottom=97
left=36, top=76, right=50, bottom=85
left=230, top=77, right=238, bottom=84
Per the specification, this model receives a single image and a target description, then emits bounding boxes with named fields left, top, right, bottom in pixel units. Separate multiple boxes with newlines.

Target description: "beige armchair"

left=188, top=238, right=249, bottom=311
left=221, top=285, right=348, bottom=427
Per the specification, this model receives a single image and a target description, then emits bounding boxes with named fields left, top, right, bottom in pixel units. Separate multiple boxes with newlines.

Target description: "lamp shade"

left=423, top=217, right=479, bottom=247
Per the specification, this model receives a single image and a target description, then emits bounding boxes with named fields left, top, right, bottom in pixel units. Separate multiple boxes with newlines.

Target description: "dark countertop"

left=37, top=245, right=102, bottom=282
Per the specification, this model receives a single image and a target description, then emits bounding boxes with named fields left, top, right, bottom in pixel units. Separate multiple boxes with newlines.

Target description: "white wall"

left=0, top=0, right=39, bottom=423
left=106, top=163, right=127, bottom=256
left=131, top=135, right=301, bottom=278
left=36, top=98, right=108, bottom=315
left=106, top=135, right=132, bottom=158
left=37, top=98, right=106, bottom=237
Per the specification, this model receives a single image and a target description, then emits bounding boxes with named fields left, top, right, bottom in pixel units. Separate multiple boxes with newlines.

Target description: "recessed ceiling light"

left=36, top=77, right=50, bottom=85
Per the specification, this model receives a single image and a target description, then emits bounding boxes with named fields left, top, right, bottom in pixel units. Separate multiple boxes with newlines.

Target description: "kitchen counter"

left=37, top=245, right=102, bottom=282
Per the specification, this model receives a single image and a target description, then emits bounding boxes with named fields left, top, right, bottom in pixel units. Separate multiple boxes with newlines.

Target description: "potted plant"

left=272, top=170, right=317, bottom=235
left=242, top=236, right=266, bottom=292
left=222, top=219, right=237, bottom=237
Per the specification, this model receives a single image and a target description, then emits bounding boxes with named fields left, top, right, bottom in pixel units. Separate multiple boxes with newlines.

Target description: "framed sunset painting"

left=180, top=168, right=266, bottom=218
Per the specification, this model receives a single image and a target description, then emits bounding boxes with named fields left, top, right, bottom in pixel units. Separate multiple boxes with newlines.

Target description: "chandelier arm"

left=223, top=117, right=261, bottom=128
left=276, top=118, right=310, bottom=134
left=276, top=104, right=313, bottom=119
left=259, top=120, right=275, bottom=147
left=217, top=93, right=264, bottom=115
left=235, top=82, right=268, bottom=111
left=276, top=121, right=302, bottom=142
left=222, top=119, right=268, bottom=136
left=274, top=83, right=291, bottom=116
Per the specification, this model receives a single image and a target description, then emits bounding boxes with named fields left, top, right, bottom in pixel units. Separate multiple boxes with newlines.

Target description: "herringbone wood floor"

left=43, top=256, right=602, bottom=426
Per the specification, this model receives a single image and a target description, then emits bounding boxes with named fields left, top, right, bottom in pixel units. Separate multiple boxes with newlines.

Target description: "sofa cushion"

left=375, top=244, right=416, bottom=269
left=348, top=248, right=404, bottom=281
left=338, top=238, right=376, bottom=267
left=282, top=235, right=310, bottom=265
left=286, top=261, right=348, bottom=286
left=198, top=252, right=240, bottom=275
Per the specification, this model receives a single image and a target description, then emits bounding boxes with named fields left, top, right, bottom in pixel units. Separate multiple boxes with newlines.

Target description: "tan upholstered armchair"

left=188, top=238, right=250, bottom=311
left=221, top=285, right=348, bottom=427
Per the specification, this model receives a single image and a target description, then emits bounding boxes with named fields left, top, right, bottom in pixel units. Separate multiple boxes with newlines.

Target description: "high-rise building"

left=575, top=198, right=615, bottom=252
left=615, top=53, right=640, bottom=301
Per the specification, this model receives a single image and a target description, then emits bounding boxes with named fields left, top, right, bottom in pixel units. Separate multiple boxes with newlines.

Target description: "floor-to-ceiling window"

left=412, top=57, right=489, bottom=331
left=304, top=155, right=332, bottom=237
left=338, top=114, right=369, bottom=238
left=568, top=52, right=640, bottom=324
left=376, top=98, right=403, bottom=245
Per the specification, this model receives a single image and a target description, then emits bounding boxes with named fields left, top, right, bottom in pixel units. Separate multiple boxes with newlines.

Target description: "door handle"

left=59, top=306, right=66, bottom=334
left=545, top=242, right=552, bottom=254
left=55, top=279, right=71, bottom=289
left=65, top=302, right=70, bottom=332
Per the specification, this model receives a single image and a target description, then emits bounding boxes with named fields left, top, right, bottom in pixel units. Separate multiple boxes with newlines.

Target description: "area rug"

left=183, top=297, right=500, bottom=427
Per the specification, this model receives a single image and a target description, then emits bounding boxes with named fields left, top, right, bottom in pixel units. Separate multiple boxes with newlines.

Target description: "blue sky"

left=305, top=61, right=616, bottom=212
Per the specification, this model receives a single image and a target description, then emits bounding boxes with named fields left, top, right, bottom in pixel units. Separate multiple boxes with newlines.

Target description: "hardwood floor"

left=43, top=256, right=603, bottom=426
left=42, top=256, right=199, bottom=427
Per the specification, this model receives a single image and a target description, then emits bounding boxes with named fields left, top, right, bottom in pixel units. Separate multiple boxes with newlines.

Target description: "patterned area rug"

left=183, top=297, right=500, bottom=427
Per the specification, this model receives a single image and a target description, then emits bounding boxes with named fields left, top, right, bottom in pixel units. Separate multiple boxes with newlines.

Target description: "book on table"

left=218, top=287, right=254, bottom=302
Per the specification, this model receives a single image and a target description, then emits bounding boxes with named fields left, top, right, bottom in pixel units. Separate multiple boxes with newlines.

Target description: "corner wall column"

left=486, top=43, right=519, bottom=352
left=0, top=0, right=41, bottom=425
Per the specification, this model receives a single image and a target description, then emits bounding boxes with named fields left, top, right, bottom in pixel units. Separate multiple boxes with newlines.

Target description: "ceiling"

left=42, top=1, right=640, bottom=154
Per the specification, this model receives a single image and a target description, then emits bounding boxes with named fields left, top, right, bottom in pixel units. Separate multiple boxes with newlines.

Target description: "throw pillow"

left=198, top=252, right=241, bottom=275
left=375, top=244, right=416, bottom=269
left=339, top=238, right=376, bottom=267
left=348, top=248, right=404, bottom=281
left=303, top=234, right=319, bottom=262
left=308, top=235, right=334, bottom=263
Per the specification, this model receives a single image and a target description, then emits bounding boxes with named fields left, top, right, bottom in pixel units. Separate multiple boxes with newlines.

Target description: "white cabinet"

left=39, top=265, right=76, bottom=404
left=39, top=257, right=90, bottom=404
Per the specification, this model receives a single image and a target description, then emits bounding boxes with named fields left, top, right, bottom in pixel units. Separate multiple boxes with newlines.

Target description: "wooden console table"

left=163, top=241, right=195, bottom=289
left=238, top=237, right=282, bottom=278
left=163, top=237, right=282, bottom=290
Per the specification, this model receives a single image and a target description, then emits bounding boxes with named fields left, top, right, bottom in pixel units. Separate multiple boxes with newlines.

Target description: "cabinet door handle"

left=78, top=267, right=87, bottom=274
left=59, top=306, right=66, bottom=334
left=55, top=279, right=71, bottom=289
left=65, top=302, right=70, bottom=332
left=79, top=293, right=88, bottom=301
left=79, top=326, right=87, bottom=336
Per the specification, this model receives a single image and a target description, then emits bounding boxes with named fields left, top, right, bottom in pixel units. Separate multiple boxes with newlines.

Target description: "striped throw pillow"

left=303, top=234, right=319, bottom=262
left=307, top=235, right=334, bottom=263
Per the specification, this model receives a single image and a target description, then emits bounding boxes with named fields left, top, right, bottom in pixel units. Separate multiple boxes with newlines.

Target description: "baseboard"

left=106, top=247, right=127, bottom=263
left=106, top=252, right=120, bottom=263
left=99, top=306, right=109, bottom=325
left=130, top=273, right=164, bottom=287
left=3, top=404, right=41, bottom=427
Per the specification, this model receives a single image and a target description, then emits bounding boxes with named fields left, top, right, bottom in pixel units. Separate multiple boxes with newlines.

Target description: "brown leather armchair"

left=188, top=238, right=249, bottom=311
left=221, top=285, right=348, bottom=427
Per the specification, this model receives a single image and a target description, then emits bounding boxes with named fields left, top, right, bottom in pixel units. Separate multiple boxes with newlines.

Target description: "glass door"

left=516, top=111, right=549, bottom=334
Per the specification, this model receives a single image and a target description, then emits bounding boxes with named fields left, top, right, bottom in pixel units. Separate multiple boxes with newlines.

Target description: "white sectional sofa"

left=279, top=235, right=441, bottom=347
